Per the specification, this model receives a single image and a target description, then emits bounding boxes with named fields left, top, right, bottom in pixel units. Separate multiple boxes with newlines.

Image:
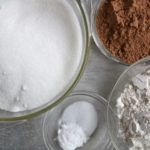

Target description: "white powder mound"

left=61, top=101, right=98, bottom=137
left=58, top=123, right=88, bottom=150
left=58, top=101, right=98, bottom=150
left=0, top=0, right=82, bottom=112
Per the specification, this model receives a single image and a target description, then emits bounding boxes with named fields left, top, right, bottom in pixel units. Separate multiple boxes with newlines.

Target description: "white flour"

left=117, top=70, right=150, bottom=150
left=58, top=101, right=98, bottom=150
left=0, top=0, right=82, bottom=112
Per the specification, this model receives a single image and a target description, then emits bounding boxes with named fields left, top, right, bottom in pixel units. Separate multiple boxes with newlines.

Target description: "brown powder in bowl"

left=96, top=0, right=150, bottom=64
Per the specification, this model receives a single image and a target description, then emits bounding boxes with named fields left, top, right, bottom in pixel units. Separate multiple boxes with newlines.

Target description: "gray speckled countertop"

left=0, top=1, right=127, bottom=150
left=75, top=40, right=126, bottom=99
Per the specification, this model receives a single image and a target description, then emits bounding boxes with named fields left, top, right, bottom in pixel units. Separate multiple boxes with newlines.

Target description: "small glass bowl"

left=107, top=57, right=150, bottom=150
left=43, top=90, right=113, bottom=150
left=91, top=0, right=128, bottom=66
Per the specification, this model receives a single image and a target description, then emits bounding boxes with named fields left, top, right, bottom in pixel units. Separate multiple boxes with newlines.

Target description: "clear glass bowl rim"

left=107, top=56, right=150, bottom=150
left=91, top=0, right=129, bottom=66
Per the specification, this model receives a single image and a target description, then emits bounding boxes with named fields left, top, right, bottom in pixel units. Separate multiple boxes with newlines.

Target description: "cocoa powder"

left=96, top=0, right=150, bottom=64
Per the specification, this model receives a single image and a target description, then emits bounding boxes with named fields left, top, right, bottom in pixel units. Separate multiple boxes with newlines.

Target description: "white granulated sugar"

left=117, top=70, right=150, bottom=150
left=0, top=0, right=82, bottom=112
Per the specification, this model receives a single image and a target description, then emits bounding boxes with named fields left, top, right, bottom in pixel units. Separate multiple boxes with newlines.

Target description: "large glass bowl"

left=107, top=57, right=150, bottom=150
left=0, top=0, right=90, bottom=122
left=91, top=0, right=128, bottom=66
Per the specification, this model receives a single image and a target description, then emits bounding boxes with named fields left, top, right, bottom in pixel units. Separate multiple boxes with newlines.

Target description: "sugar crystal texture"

left=0, top=0, right=83, bottom=112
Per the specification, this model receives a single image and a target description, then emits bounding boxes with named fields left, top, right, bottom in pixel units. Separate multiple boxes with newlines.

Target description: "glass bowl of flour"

left=0, top=0, right=89, bottom=121
left=107, top=57, right=150, bottom=150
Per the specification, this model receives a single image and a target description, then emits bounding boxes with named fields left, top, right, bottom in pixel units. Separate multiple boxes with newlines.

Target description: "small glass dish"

left=107, top=57, right=150, bottom=150
left=43, top=90, right=113, bottom=150
left=91, top=0, right=128, bottom=66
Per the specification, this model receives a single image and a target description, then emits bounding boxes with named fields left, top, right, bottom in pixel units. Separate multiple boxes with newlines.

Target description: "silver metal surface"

left=0, top=1, right=127, bottom=150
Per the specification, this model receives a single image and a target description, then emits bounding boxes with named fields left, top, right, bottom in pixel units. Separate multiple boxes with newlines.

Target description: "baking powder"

left=58, top=101, right=98, bottom=150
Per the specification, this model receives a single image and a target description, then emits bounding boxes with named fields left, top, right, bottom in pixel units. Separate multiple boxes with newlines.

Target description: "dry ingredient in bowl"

left=57, top=101, right=98, bottom=150
left=96, top=0, right=150, bottom=64
left=117, top=70, right=150, bottom=150
left=0, top=0, right=83, bottom=112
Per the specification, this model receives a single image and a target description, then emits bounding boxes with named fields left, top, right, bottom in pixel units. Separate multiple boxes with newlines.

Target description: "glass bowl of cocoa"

left=92, top=0, right=150, bottom=65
